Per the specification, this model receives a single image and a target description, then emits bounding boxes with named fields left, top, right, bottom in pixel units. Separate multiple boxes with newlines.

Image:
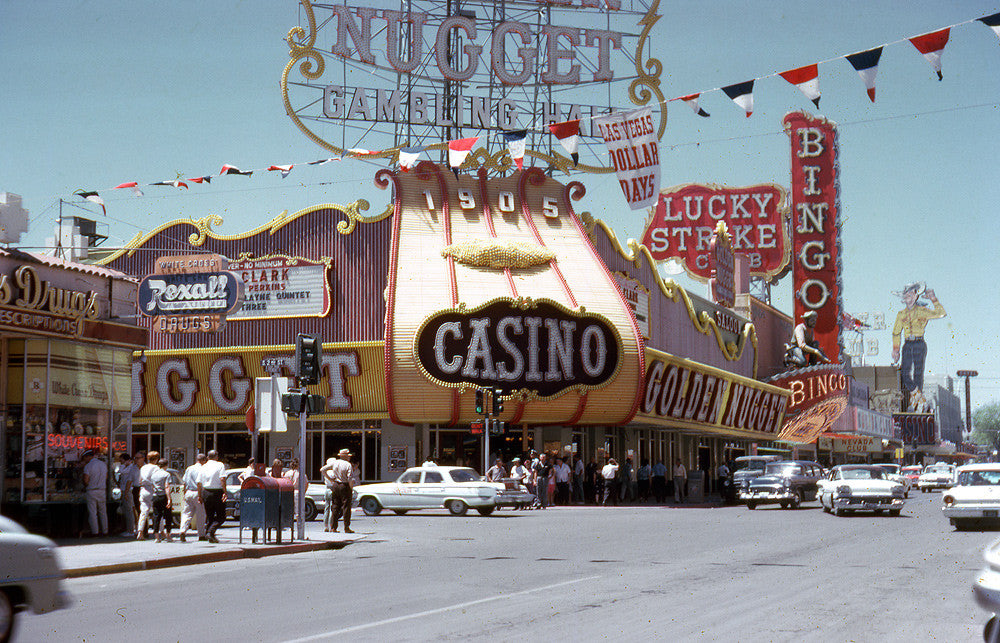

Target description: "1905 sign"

left=415, top=298, right=620, bottom=398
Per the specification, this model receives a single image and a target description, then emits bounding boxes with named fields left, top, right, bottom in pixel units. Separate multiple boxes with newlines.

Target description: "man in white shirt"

left=136, top=450, right=160, bottom=540
left=320, top=448, right=354, bottom=533
left=82, top=450, right=108, bottom=537
left=486, top=459, right=506, bottom=482
left=601, top=458, right=619, bottom=506
left=117, top=453, right=136, bottom=537
left=179, top=453, right=207, bottom=542
left=673, top=459, right=688, bottom=504
left=197, top=450, right=228, bottom=543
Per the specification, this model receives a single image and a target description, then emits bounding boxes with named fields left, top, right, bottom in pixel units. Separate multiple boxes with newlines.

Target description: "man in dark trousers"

left=321, top=448, right=355, bottom=533
left=197, top=450, right=227, bottom=543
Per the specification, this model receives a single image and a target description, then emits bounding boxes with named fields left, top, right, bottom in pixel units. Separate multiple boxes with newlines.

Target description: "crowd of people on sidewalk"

left=483, top=451, right=698, bottom=508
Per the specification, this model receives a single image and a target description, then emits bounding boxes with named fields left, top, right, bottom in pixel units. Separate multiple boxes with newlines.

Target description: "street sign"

left=261, top=357, right=285, bottom=374
left=255, top=376, right=291, bottom=432
left=470, top=419, right=484, bottom=435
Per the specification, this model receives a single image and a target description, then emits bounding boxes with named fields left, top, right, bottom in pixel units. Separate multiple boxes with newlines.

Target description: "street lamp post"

left=957, top=370, right=978, bottom=451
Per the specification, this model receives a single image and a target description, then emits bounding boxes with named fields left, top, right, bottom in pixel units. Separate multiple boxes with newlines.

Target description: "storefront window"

left=4, top=338, right=132, bottom=503
left=131, top=423, right=163, bottom=457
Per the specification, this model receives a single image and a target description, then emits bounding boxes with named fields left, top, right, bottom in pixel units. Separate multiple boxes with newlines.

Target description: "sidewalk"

left=55, top=521, right=364, bottom=579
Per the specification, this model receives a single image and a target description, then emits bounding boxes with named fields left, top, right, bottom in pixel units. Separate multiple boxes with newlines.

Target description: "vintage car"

left=901, top=465, right=923, bottom=487
left=973, top=537, right=1000, bottom=640
left=942, top=464, right=1000, bottom=530
left=918, top=463, right=956, bottom=492
left=732, top=455, right=782, bottom=491
left=354, top=466, right=501, bottom=516
left=739, top=460, right=824, bottom=510
left=489, top=478, right=535, bottom=509
left=817, top=464, right=905, bottom=516
left=875, top=463, right=912, bottom=498
left=0, top=515, right=70, bottom=641
left=224, top=469, right=326, bottom=521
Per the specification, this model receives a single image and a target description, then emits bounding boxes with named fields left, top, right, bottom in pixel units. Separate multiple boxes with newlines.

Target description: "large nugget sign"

left=640, top=183, right=790, bottom=281
left=379, top=164, right=644, bottom=427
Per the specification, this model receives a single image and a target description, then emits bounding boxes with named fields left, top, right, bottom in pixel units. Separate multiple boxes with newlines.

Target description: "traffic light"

left=295, top=333, right=322, bottom=385
left=475, top=388, right=485, bottom=415
left=492, top=387, right=503, bottom=416
left=307, top=393, right=326, bottom=415
left=489, top=419, right=506, bottom=436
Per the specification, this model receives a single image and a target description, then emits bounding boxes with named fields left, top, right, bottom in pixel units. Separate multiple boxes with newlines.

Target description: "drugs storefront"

left=0, top=250, right=148, bottom=534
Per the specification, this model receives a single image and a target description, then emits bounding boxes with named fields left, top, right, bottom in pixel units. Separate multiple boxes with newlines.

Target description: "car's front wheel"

left=304, top=498, right=317, bottom=522
left=447, top=500, right=468, bottom=516
left=0, top=589, right=16, bottom=643
left=360, top=496, right=382, bottom=516
left=476, top=506, right=495, bottom=516
left=787, top=491, right=801, bottom=510
left=393, top=509, right=408, bottom=515
left=746, top=501, right=756, bottom=510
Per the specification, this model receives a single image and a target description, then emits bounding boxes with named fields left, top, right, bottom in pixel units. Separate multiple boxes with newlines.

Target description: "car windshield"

left=957, top=470, right=1000, bottom=486
left=902, top=467, right=921, bottom=474
left=735, top=459, right=770, bottom=472
left=765, top=463, right=800, bottom=476
left=877, top=465, right=900, bottom=475
left=449, top=468, right=481, bottom=483
left=840, top=468, right=883, bottom=480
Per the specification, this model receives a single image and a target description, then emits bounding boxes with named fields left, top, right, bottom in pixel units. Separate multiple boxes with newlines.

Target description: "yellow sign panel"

left=134, top=341, right=386, bottom=420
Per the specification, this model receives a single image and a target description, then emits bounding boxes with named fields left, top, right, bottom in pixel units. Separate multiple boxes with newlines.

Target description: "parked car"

left=918, top=463, right=956, bottom=492
left=354, top=466, right=501, bottom=516
left=224, top=469, right=326, bottom=521
left=973, top=537, right=1000, bottom=642
left=732, top=455, right=782, bottom=492
left=0, top=515, right=70, bottom=641
left=942, top=464, right=1000, bottom=530
left=817, top=464, right=905, bottom=516
left=739, top=460, right=824, bottom=510
left=901, top=465, right=923, bottom=487
left=874, top=463, right=911, bottom=498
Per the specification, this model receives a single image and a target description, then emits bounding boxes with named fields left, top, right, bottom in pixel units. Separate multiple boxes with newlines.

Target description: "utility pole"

left=957, top=370, right=978, bottom=449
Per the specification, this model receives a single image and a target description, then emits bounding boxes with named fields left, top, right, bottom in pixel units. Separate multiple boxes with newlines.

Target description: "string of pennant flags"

left=72, top=11, right=1000, bottom=215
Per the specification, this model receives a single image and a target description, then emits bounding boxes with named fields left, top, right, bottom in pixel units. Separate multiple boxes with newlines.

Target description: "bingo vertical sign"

left=594, top=107, right=661, bottom=210
left=784, top=111, right=843, bottom=364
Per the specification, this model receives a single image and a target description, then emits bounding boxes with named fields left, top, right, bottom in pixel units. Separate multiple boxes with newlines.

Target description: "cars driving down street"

left=875, top=463, right=912, bottom=498
left=918, top=463, right=956, bottom=493
left=353, top=466, right=502, bottom=516
left=817, top=465, right=905, bottom=516
left=0, top=516, right=70, bottom=642
left=942, top=464, right=1000, bottom=530
left=739, top=460, right=824, bottom=510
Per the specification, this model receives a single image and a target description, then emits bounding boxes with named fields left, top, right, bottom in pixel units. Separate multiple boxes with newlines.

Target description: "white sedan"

left=874, top=463, right=911, bottom=498
left=817, top=465, right=905, bottom=516
left=354, top=466, right=501, bottom=516
left=918, top=463, right=956, bottom=492
left=0, top=516, right=70, bottom=641
left=942, top=464, right=1000, bottom=530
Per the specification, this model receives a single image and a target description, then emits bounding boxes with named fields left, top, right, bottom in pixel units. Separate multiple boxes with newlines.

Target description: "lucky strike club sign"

left=784, top=111, right=843, bottom=364
left=640, top=183, right=790, bottom=281
left=416, top=299, right=619, bottom=398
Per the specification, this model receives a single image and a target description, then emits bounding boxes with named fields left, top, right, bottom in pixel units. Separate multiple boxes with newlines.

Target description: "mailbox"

left=239, top=475, right=295, bottom=544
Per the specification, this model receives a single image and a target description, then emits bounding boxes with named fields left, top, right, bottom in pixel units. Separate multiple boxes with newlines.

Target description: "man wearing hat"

left=81, top=449, right=108, bottom=537
left=891, top=282, right=946, bottom=406
left=784, top=310, right=830, bottom=368
left=320, top=448, right=354, bottom=533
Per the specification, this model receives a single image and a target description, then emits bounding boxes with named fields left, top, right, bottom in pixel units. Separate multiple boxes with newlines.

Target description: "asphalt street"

left=19, top=491, right=992, bottom=642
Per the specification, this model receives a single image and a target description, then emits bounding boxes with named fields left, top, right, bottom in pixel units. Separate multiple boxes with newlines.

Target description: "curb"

left=64, top=539, right=352, bottom=579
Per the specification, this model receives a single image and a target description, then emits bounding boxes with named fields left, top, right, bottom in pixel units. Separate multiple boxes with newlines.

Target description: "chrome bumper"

left=832, top=497, right=904, bottom=510
left=738, top=489, right=795, bottom=503
left=943, top=506, right=1000, bottom=519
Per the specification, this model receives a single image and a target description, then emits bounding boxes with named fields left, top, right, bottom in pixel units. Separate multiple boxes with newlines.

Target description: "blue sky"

left=2, top=1, right=999, bottom=416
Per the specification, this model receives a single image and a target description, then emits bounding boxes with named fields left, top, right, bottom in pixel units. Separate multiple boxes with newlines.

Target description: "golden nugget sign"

left=416, top=298, right=619, bottom=397
left=0, top=265, right=99, bottom=335
left=639, top=353, right=788, bottom=435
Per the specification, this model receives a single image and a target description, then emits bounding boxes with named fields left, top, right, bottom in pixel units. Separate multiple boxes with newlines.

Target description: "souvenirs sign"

left=138, top=254, right=245, bottom=333
left=784, top=111, right=843, bottom=364
left=640, top=183, right=789, bottom=281
left=593, top=107, right=661, bottom=210
left=229, top=255, right=331, bottom=320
